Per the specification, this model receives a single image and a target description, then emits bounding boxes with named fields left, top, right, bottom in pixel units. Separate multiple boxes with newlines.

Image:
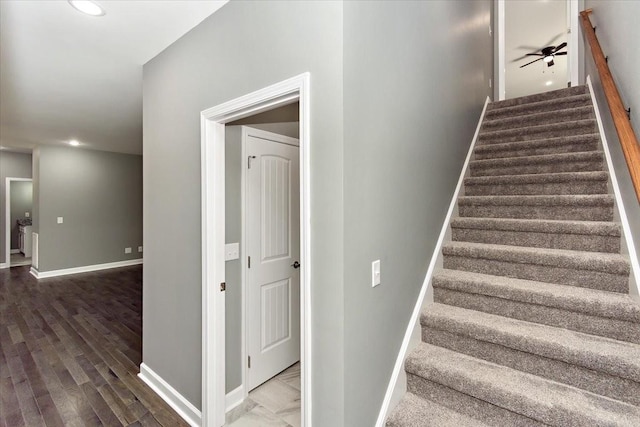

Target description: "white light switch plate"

left=25, top=212, right=30, bottom=218
left=57, top=217, right=63, bottom=224
left=225, top=243, right=240, bottom=261
left=372, top=259, right=381, bottom=287
left=138, top=246, right=143, bottom=253
left=125, top=247, right=132, bottom=254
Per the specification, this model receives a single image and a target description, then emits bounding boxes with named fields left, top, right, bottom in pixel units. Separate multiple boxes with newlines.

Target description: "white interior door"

left=246, top=132, right=300, bottom=391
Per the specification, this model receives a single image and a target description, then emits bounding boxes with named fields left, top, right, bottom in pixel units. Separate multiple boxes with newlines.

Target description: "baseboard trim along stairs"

left=385, top=84, right=640, bottom=426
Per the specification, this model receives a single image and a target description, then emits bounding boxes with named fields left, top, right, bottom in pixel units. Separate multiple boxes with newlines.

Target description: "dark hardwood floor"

left=0, top=265, right=189, bottom=427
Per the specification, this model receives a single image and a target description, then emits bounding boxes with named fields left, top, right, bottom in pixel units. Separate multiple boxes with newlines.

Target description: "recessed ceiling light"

left=545, top=81, right=553, bottom=86
left=68, top=1, right=106, bottom=17
left=69, top=140, right=80, bottom=146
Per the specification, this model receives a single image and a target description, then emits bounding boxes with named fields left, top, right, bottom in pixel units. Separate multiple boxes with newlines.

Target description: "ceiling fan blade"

left=555, top=52, right=568, bottom=56
left=520, top=57, right=544, bottom=68
left=547, top=59, right=555, bottom=67
left=553, top=42, right=567, bottom=52
left=543, top=32, right=564, bottom=48
left=517, top=45, right=544, bottom=51
left=511, top=53, right=544, bottom=63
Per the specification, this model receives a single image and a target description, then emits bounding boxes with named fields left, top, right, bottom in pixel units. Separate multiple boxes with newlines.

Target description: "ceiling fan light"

left=543, top=55, right=554, bottom=63
left=68, top=1, right=106, bottom=17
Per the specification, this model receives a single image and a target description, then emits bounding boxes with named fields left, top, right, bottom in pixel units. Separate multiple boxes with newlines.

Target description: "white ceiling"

left=0, top=0, right=228, bottom=155
left=505, top=0, right=569, bottom=99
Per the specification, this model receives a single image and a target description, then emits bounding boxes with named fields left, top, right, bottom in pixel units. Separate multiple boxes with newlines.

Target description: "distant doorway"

left=497, top=0, right=580, bottom=100
left=5, top=178, right=33, bottom=268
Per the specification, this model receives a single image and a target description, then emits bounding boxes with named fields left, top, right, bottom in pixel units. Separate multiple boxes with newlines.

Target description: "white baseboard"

left=375, top=96, right=491, bottom=427
left=225, top=385, right=245, bottom=412
left=587, top=77, right=640, bottom=294
left=138, top=363, right=202, bottom=427
left=10, top=249, right=20, bottom=254
left=0, top=262, right=7, bottom=270
left=30, top=258, right=143, bottom=279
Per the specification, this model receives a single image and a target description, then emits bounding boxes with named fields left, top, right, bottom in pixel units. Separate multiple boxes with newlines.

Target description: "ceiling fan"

left=517, top=42, right=567, bottom=68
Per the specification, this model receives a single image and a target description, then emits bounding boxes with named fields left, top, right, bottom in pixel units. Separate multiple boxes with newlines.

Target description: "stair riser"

left=451, top=227, right=620, bottom=253
left=464, top=180, right=608, bottom=196
left=482, top=109, right=594, bottom=132
left=488, top=87, right=589, bottom=110
left=485, top=97, right=593, bottom=121
left=470, top=160, right=604, bottom=177
left=442, top=255, right=628, bottom=292
left=433, top=288, right=640, bottom=344
left=479, top=123, right=598, bottom=145
left=474, top=140, right=599, bottom=160
left=406, top=374, right=544, bottom=427
left=459, top=204, right=614, bottom=221
left=421, top=327, right=640, bottom=406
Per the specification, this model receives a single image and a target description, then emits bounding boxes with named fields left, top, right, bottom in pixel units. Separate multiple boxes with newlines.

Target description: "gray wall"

left=343, top=1, right=493, bottom=425
left=225, top=126, right=243, bottom=393
left=34, top=146, right=142, bottom=272
left=143, top=1, right=344, bottom=422
left=245, top=122, right=299, bottom=139
left=10, top=181, right=32, bottom=250
left=228, top=102, right=299, bottom=126
left=0, top=151, right=32, bottom=264
left=584, top=0, right=640, bottom=269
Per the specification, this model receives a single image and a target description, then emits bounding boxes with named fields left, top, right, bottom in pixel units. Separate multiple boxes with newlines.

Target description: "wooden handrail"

left=580, top=9, right=640, bottom=203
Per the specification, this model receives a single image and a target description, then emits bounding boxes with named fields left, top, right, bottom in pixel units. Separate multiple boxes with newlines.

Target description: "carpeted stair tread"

left=451, top=217, right=620, bottom=237
left=464, top=171, right=609, bottom=195
left=484, top=94, right=593, bottom=120
left=442, top=241, right=629, bottom=292
left=432, top=269, right=640, bottom=323
left=487, top=86, right=589, bottom=110
left=459, top=194, right=614, bottom=207
left=465, top=171, right=608, bottom=185
left=433, top=270, right=640, bottom=344
left=482, top=106, right=594, bottom=132
left=386, top=392, right=490, bottom=427
left=473, top=134, right=601, bottom=160
left=451, top=216, right=621, bottom=252
left=442, top=241, right=629, bottom=276
left=405, top=343, right=640, bottom=427
left=458, top=194, right=614, bottom=221
left=469, top=151, right=604, bottom=176
left=478, top=119, right=598, bottom=145
left=421, top=303, right=640, bottom=382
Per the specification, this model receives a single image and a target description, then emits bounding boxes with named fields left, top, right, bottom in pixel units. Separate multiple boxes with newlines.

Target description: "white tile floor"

left=225, top=362, right=300, bottom=427
left=10, top=252, right=31, bottom=267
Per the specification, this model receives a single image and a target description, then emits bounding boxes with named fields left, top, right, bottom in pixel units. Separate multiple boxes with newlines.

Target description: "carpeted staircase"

left=387, top=86, right=640, bottom=426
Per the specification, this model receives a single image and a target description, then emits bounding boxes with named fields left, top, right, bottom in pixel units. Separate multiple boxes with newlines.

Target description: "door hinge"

left=220, top=282, right=226, bottom=291
left=248, top=155, right=256, bottom=169
left=248, top=256, right=251, bottom=268
left=248, top=355, right=251, bottom=368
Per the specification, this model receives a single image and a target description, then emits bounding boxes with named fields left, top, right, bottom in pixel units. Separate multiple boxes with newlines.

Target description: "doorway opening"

left=224, top=110, right=301, bottom=426
left=496, top=0, right=581, bottom=100
left=200, top=73, right=311, bottom=427
left=5, top=178, right=33, bottom=268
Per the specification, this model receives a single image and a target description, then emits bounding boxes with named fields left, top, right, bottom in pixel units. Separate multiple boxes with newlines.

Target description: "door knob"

left=291, top=261, right=300, bottom=269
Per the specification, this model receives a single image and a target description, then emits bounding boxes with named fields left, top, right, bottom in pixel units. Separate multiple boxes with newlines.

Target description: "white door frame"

left=200, top=73, right=311, bottom=427
left=4, top=177, right=33, bottom=268
left=496, top=0, right=580, bottom=100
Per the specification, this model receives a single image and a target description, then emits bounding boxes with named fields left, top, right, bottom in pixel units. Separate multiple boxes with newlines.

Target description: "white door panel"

left=246, top=134, right=300, bottom=391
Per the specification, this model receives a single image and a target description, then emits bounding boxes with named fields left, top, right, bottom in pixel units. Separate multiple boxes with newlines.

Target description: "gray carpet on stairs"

left=387, top=85, right=639, bottom=426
